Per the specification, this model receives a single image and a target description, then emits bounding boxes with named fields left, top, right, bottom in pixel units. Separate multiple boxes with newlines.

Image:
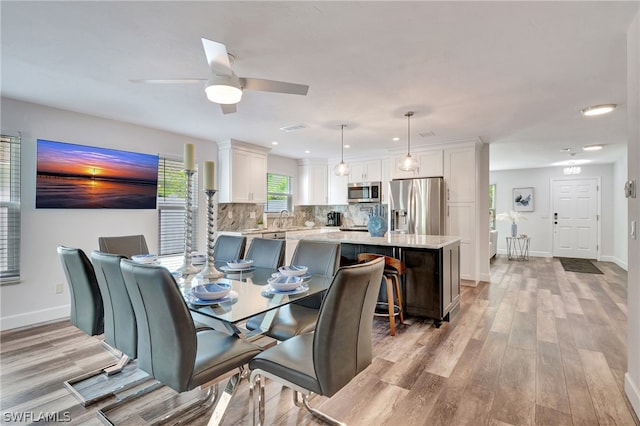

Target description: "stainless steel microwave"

left=347, top=181, right=381, bottom=203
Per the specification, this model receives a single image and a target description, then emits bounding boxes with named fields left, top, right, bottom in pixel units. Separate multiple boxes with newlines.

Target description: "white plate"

left=220, top=265, right=255, bottom=272
left=191, top=282, right=231, bottom=300
left=226, top=259, right=254, bottom=269
left=267, top=275, right=303, bottom=291
left=185, top=290, right=238, bottom=306
left=271, top=272, right=311, bottom=281
left=263, top=283, right=309, bottom=296
left=278, top=265, right=309, bottom=276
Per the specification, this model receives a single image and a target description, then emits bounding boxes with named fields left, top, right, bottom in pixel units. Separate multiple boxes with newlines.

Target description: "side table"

left=506, top=236, right=530, bottom=260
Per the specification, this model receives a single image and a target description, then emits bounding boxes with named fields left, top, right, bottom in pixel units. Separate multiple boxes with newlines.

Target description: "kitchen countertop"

left=220, top=226, right=342, bottom=236
left=286, top=231, right=461, bottom=249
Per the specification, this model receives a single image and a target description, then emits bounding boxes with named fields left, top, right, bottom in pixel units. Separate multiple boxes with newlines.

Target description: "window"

left=1, top=133, right=21, bottom=284
left=489, top=183, right=496, bottom=230
left=157, top=157, right=198, bottom=256
left=266, top=173, right=292, bottom=213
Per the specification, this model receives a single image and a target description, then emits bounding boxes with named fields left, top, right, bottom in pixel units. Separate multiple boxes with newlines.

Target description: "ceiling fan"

left=131, top=38, right=309, bottom=114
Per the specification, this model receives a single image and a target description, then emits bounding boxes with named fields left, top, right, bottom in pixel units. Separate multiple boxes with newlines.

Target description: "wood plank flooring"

left=1, top=256, right=638, bottom=425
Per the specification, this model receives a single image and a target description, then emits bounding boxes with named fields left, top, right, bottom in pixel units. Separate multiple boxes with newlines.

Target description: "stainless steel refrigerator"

left=388, top=177, right=445, bottom=235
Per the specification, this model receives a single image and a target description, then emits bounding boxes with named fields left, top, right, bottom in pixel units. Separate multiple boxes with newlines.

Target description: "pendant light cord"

left=405, top=111, right=414, bottom=156
left=341, top=124, right=346, bottom=161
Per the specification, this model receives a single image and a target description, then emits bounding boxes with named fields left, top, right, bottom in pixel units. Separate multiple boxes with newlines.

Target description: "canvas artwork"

left=36, top=139, right=159, bottom=209
left=513, top=187, right=534, bottom=212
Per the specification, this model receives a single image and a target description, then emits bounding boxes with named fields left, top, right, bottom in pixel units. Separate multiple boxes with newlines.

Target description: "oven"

left=347, top=181, right=381, bottom=203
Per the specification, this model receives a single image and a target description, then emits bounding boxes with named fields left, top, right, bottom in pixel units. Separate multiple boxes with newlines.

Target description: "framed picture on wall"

left=513, top=187, right=534, bottom=211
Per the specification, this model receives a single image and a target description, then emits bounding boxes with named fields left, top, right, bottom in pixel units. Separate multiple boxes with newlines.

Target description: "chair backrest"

left=98, top=235, right=149, bottom=259
left=120, top=259, right=197, bottom=392
left=313, top=257, right=385, bottom=397
left=245, top=238, right=285, bottom=269
left=91, top=251, right=137, bottom=359
left=213, top=235, right=247, bottom=262
left=57, top=246, right=104, bottom=336
left=290, top=240, right=341, bottom=308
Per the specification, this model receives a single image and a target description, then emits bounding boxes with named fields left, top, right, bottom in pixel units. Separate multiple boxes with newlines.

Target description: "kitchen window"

left=1, top=133, right=21, bottom=284
left=266, top=173, right=292, bottom=213
left=157, top=156, right=198, bottom=256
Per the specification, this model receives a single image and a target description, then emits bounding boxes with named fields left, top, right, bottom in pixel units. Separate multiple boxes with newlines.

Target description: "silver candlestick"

left=178, top=169, right=202, bottom=277
left=196, top=189, right=223, bottom=280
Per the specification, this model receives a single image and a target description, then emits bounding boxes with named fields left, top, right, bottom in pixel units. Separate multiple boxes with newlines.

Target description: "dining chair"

left=99, top=259, right=261, bottom=425
left=249, top=257, right=385, bottom=426
left=244, top=237, right=285, bottom=269
left=57, top=246, right=116, bottom=406
left=357, top=253, right=405, bottom=336
left=98, top=234, right=149, bottom=259
left=245, top=240, right=341, bottom=340
left=213, top=234, right=247, bottom=262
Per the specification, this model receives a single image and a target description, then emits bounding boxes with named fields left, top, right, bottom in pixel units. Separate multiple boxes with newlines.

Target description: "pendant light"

left=398, top=111, right=418, bottom=172
left=334, top=124, right=351, bottom=176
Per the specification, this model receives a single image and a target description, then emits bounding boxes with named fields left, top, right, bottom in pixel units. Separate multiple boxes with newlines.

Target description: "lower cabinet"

left=340, top=241, right=460, bottom=326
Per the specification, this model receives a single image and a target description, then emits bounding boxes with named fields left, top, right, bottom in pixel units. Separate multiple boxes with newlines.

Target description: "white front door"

left=552, top=178, right=599, bottom=259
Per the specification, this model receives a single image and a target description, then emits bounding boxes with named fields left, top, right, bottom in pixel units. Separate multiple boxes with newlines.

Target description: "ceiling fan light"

left=580, top=103, right=617, bottom=116
left=205, top=84, right=242, bottom=104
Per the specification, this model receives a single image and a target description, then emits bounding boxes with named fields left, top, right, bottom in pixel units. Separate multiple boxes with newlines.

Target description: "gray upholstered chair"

left=249, top=257, right=385, bottom=426
left=103, top=259, right=261, bottom=424
left=246, top=240, right=341, bottom=340
left=98, top=234, right=149, bottom=259
left=244, top=237, right=285, bottom=269
left=213, top=235, right=247, bottom=262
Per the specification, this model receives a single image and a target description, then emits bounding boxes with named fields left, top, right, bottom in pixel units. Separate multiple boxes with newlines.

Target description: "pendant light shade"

left=398, top=111, right=418, bottom=172
left=334, top=124, right=351, bottom=176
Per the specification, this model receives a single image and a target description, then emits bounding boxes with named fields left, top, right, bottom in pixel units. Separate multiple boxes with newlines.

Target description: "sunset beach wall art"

left=36, top=139, right=159, bottom=209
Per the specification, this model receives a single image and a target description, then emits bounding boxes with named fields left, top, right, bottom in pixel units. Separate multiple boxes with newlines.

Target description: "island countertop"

left=286, top=230, right=461, bottom=250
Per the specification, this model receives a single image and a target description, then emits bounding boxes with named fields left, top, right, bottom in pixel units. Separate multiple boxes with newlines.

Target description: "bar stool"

left=357, top=253, right=405, bottom=336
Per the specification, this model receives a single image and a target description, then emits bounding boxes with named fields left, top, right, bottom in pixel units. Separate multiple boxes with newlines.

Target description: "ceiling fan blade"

left=220, top=103, right=237, bottom=114
left=201, top=38, right=232, bottom=74
left=239, top=77, right=309, bottom=95
left=130, top=79, right=205, bottom=84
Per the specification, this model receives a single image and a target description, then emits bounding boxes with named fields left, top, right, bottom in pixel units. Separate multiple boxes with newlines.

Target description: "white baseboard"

left=0, top=305, right=69, bottom=331
left=496, top=249, right=552, bottom=258
left=625, top=373, right=640, bottom=421
left=600, top=255, right=628, bottom=271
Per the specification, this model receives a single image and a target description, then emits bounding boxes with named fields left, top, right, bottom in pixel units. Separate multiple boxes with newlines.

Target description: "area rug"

left=558, top=257, right=603, bottom=274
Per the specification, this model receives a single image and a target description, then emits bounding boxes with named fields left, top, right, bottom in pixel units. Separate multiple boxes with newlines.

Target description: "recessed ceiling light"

left=344, top=145, right=350, bottom=149
left=583, top=144, right=604, bottom=151
left=392, top=137, right=400, bottom=141
left=580, top=104, right=617, bottom=116
left=271, top=141, right=279, bottom=145
left=304, top=150, right=310, bottom=154
left=552, top=159, right=592, bottom=166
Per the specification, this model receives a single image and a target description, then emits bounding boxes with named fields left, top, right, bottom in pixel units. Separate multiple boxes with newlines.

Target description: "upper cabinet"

left=444, top=147, right=476, bottom=203
left=298, top=159, right=328, bottom=205
left=349, top=159, right=381, bottom=183
left=391, top=150, right=443, bottom=180
left=217, top=139, right=270, bottom=203
left=328, top=171, right=348, bottom=205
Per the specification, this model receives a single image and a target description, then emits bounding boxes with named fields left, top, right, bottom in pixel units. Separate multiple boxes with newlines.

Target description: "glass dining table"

left=176, top=261, right=332, bottom=341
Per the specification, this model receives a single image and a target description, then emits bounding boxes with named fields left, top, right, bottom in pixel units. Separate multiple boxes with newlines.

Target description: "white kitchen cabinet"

left=328, top=171, right=348, bottom=205
left=446, top=202, right=475, bottom=280
left=218, top=139, right=270, bottom=204
left=298, top=159, right=328, bottom=205
left=380, top=158, right=392, bottom=204
left=416, top=150, right=443, bottom=177
left=444, top=147, right=476, bottom=203
left=349, top=159, right=381, bottom=183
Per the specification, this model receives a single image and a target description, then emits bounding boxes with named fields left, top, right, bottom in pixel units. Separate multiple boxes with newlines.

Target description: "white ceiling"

left=1, top=1, right=637, bottom=171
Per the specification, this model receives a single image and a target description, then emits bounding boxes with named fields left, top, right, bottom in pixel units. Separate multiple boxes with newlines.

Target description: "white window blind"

left=266, top=173, right=292, bottom=213
left=1, top=134, right=21, bottom=284
left=157, top=157, right=198, bottom=256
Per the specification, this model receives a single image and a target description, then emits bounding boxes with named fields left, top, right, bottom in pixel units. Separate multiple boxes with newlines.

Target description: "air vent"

left=280, top=123, right=307, bottom=132
left=419, top=131, right=435, bottom=138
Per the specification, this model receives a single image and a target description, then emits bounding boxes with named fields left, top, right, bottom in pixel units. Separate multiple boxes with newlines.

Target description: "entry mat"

left=558, top=257, right=603, bottom=274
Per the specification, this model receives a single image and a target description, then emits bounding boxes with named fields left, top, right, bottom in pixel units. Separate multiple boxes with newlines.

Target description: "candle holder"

left=178, top=169, right=202, bottom=277
left=196, top=189, right=223, bottom=280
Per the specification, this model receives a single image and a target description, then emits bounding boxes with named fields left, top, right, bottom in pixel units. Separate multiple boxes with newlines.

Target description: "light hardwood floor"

left=1, top=256, right=638, bottom=425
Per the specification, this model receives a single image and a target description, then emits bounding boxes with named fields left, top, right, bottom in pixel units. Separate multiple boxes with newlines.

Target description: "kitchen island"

left=286, top=231, right=461, bottom=326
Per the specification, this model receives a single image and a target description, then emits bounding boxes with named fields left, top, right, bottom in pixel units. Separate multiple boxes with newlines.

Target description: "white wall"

left=613, top=156, right=629, bottom=268
left=625, top=9, right=640, bottom=418
left=490, top=163, right=617, bottom=261
left=0, top=98, right=218, bottom=330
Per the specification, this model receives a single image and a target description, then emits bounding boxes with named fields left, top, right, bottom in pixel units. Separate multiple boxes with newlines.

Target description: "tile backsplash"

left=217, top=203, right=387, bottom=231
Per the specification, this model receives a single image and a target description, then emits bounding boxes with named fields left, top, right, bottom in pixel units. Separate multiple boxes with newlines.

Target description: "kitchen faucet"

left=276, top=209, right=289, bottom=228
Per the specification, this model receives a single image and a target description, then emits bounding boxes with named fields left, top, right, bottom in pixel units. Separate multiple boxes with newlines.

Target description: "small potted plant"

left=496, top=210, right=527, bottom=237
